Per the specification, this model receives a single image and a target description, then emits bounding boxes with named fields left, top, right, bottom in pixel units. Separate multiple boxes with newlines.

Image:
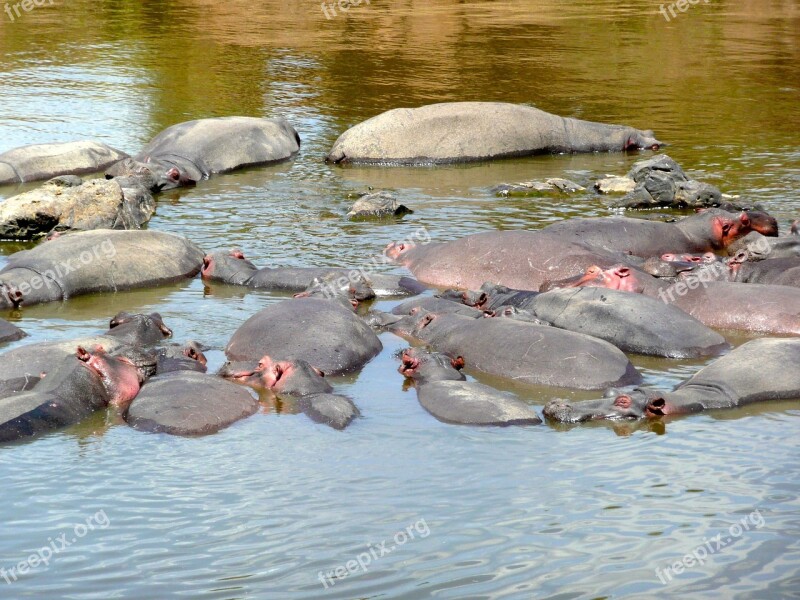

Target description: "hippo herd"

left=0, top=101, right=798, bottom=442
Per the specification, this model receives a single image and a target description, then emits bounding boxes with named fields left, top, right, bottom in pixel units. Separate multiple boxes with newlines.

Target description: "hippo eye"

left=722, top=223, right=732, bottom=234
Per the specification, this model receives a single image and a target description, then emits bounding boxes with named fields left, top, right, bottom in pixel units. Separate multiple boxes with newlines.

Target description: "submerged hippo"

left=0, top=141, right=128, bottom=186
left=544, top=338, right=800, bottom=423
left=105, top=116, right=300, bottom=191
left=0, top=230, right=204, bottom=308
left=202, top=249, right=424, bottom=298
left=399, top=348, right=541, bottom=426
left=0, top=347, right=143, bottom=443
left=561, top=264, right=800, bottom=336
left=125, top=371, right=258, bottom=436
left=221, top=355, right=359, bottom=430
left=155, top=342, right=208, bottom=375
left=394, top=310, right=641, bottom=390
left=325, top=102, right=661, bottom=165
left=386, top=230, right=628, bottom=292
left=516, top=287, right=730, bottom=358
left=225, top=297, right=382, bottom=375
left=540, top=209, right=767, bottom=257
left=0, top=312, right=173, bottom=384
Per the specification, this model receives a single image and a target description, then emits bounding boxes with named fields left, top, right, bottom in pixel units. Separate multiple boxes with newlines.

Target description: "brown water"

left=1, top=1, right=799, bottom=598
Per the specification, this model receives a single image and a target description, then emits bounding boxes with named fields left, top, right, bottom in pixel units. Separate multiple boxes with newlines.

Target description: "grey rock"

left=347, top=191, right=411, bottom=219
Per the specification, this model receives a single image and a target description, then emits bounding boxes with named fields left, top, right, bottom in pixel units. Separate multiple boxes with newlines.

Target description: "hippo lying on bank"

left=544, top=338, right=800, bottom=423
left=0, top=346, right=143, bottom=443
left=125, top=371, right=258, bottom=436
left=202, top=249, right=424, bottom=298
left=325, top=102, right=661, bottom=165
left=399, top=348, right=541, bottom=426
left=225, top=297, right=382, bottom=375
left=0, top=141, right=128, bottom=186
left=0, top=230, right=204, bottom=308
left=105, top=116, right=300, bottom=192
left=448, top=284, right=729, bottom=358
left=391, top=309, right=641, bottom=390
left=221, top=355, right=360, bottom=430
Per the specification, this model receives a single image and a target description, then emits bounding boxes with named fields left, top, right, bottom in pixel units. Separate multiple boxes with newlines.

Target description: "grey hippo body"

left=0, top=230, right=204, bottom=308
left=0, top=348, right=142, bottom=443
left=393, top=310, right=641, bottom=390
left=399, top=348, right=541, bottom=426
left=105, top=116, right=300, bottom=191
left=225, top=297, right=382, bottom=375
left=125, top=371, right=258, bottom=436
left=0, top=141, right=128, bottom=186
left=544, top=338, right=800, bottom=423
left=326, top=102, right=661, bottom=165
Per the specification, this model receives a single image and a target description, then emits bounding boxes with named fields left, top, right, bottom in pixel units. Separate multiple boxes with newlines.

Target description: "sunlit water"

left=0, top=1, right=799, bottom=598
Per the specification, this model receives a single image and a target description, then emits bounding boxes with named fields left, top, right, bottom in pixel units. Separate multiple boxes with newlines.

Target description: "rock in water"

left=0, top=176, right=155, bottom=240
left=346, top=191, right=411, bottom=219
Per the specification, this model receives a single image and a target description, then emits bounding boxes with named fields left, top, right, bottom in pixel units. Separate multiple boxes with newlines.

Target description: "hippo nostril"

left=76, top=346, right=90, bottom=362
left=646, top=398, right=667, bottom=416
left=202, top=256, right=210, bottom=268
left=614, top=395, right=632, bottom=409
left=616, top=267, right=631, bottom=277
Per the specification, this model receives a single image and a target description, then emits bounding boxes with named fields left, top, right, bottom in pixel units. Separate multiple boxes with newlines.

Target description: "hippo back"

left=1, top=230, right=204, bottom=296
left=136, top=117, right=300, bottom=174
left=0, top=141, right=128, bottom=185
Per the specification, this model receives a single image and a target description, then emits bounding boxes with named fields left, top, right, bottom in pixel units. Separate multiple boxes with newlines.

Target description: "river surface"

left=1, top=1, right=799, bottom=598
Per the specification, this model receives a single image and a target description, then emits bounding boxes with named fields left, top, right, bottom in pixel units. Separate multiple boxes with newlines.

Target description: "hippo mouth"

left=399, top=352, right=421, bottom=377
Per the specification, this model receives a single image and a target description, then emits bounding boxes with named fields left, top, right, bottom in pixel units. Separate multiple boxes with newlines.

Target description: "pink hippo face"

left=76, top=345, right=143, bottom=408
left=384, top=241, right=416, bottom=263
left=201, top=249, right=252, bottom=281
left=566, top=265, right=645, bottom=294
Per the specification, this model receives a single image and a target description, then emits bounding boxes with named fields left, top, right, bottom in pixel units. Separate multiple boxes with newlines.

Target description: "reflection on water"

left=0, top=1, right=799, bottom=598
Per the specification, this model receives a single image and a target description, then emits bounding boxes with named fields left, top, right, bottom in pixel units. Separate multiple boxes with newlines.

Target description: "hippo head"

left=295, top=272, right=375, bottom=305
left=745, top=210, right=779, bottom=237
left=624, top=129, right=663, bottom=151
left=0, top=282, right=23, bottom=309
left=201, top=249, right=258, bottom=284
left=77, top=345, right=143, bottom=408
left=182, top=341, right=207, bottom=368
left=222, top=355, right=332, bottom=396
left=439, top=288, right=488, bottom=308
left=684, top=209, right=764, bottom=250
left=105, top=158, right=194, bottom=192
left=398, top=348, right=465, bottom=384
left=108, top=312, right=172, bottom=344
left=491, top=305, right=550, bottom=325
left=384, top=241, right=416, bottom=264
left=543, top=392, right=649, bottom=423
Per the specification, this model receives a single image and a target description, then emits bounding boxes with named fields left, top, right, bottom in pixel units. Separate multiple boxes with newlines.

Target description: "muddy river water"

left=0, top=1, right=799, bottom=598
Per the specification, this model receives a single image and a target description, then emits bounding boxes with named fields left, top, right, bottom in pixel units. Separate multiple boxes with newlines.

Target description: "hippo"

left=0, top=319, right=26, bottom=344
left=105, top=116, right=300, bottom=192
left=325, top=102, right=661, bottom=165
left=727, top=256, right=800, bottom=287
left=399, top=348, right=541, bottom=426
left=539, top=209, right=767, bottom=257
left=390, top=296, right=485, bottom=318
left=125, top=371, right=258, bottom=436
left=155, top=342, right=208, bottom=375
left=0, top=312, right=174, bottom=384
left=386, top=230, right=629, bottom=292
left=728, top=232, right=800, bottom=260
left=0, top=347, right=143, bottom=443
left=220, top=355, right=359, bottom=430
left=225, top=297, right=382, bottom=375
left=0, top=230, right=204, bottom=308
left=202, top=249, right=424, bottom=298
left=0, top=141, right=128, bottom=186
left=514, top=286, right=730, bottom=358
left=563, top=264, right=800, bottom=336
left=393, top=310, right=641, bottom=390
left=540, top=264, right=669, bottom=297
left=544, top=338, right=800, bottom=423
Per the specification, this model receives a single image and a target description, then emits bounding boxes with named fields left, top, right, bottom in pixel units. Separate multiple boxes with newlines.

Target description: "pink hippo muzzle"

left=77, top=345, right=142, bottom=409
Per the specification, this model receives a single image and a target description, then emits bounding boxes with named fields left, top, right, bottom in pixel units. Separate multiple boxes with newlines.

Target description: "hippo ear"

left=312, top=367, right=325, bottom=378
left=451, top=356, right=465, bottom=370
left=230, top=249, right=246, bottom=260
left=739, top=212, right=750, bottom=227
left=166, top=167, right=181, bottom=182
